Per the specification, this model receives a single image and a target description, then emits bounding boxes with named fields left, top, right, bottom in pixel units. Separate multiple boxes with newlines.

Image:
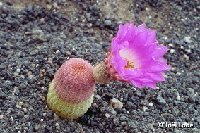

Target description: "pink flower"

left=106, top=23, right=170, bottom=89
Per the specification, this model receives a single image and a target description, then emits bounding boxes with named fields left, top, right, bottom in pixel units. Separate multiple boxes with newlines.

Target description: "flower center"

left=119, top=48, right=139, bottom=70
left=124, top=60, right=134, bottom=69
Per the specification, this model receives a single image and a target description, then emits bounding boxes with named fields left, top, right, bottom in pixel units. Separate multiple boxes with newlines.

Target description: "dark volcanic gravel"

left=0, top=0, right=199, bottom=133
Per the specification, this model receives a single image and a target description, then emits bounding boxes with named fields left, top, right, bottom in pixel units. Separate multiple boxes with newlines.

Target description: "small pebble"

left=16, top=68, right=21, bottom=73
left=55, top=122, right=59, bottom=127
left=16, top=104, right=21, bottom=109
left=170, top=49, right=175, bottom=53
left=177, top=92, right=181, bottom=100
left=157, top=95, right=166, bottom=104
left=188, top=88, right=194, bottom=95
left=177, top=72, right=181, bottom=75
left=0, top=115, right=4, bottom=119
left=183, top=54, right=189, bottom=60
left=105, top=113, right=110, bottom=118
left=110, top=109, right=117, bottom=115
left=56, top=50, right=60, bottom=53
left=110, top=98, right=123, bottom=109
left=92, top=102, right=98, bottom=108
left=104, top=20, right=112, bottom=26
left=148, top=102, right=153, bottom=106
left=185, top=49, right=191, bottom=53
left=54, top=113, right=60, bottom=120
left=184, top=36, right=192, bottom=43
left=143, top=106, right=148, bottom=111
left=95, top=95, right=101, bottom=100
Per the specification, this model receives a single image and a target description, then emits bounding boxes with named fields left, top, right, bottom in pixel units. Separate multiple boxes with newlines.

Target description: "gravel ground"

left=0, top=0, right=199, bottom=133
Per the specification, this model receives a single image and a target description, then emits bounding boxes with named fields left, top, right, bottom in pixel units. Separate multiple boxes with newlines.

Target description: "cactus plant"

left=47, top=22, right=170, bottom=120
left=47, top=58, right=95, bottom=119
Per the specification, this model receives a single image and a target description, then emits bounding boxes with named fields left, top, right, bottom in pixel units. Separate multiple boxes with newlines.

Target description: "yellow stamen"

left=125, top=60, right=134, bottom=69
left=119, top=48, right=138, bottom=70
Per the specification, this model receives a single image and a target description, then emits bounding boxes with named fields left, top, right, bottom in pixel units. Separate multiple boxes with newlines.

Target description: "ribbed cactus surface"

left=47, top=58, right=95, bottom=119
left=47, top=82, right=93, bottom=119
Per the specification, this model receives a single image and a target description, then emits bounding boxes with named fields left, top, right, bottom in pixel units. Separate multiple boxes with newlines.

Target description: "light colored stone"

left=16, top=102, right=22, bottom=108
left=170, top=49, right=175, bottom=53
left=183, top=54, right=189, bottom=60
left=110, top=98, right=123, bottom=109
left=148, top=102, right=153, bottom=106
left=177, top=72, right=181, bottom=75
left=0, top=114, right=3, bottom=119
left=110, top=109, right=117, bottom=115
left=54, top=113, right=60, bottom=120
left=56, top=50, right=60, bottom=53
left=163, top=36, right=168, bottom=40
left=16, top=68, right=21, bottom=73
left=143, top=106, right=148, bottom=111
left=13, top=87, right=18, bottom=94
left=184, top=36, right=192, bottom=43
left=177, top=93, right=180, bottom=100
left=105, top=113, right=110, bottom=118
left=94, top=95, right=101, bottom=100
left=185, top=49, right=191, bottom=53
left=104, top=20, right=112, bottom=26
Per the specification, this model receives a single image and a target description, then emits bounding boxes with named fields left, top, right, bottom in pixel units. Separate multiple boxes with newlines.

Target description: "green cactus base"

left=47, top=82, right=94, bottom=119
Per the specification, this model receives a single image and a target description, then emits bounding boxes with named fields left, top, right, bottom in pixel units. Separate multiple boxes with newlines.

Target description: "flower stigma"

left=119, top=48, right=139, bottom=70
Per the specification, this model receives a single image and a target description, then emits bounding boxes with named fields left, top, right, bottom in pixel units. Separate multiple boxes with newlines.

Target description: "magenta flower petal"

left=106, top=23, right=170, bottom=89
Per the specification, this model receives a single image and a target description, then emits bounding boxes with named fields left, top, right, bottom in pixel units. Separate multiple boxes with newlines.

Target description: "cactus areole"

left=47, top=58, right=95, bottom=119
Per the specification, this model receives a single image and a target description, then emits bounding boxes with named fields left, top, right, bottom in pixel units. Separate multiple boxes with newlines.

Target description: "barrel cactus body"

left=47, top=58, right=95, bottom=119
